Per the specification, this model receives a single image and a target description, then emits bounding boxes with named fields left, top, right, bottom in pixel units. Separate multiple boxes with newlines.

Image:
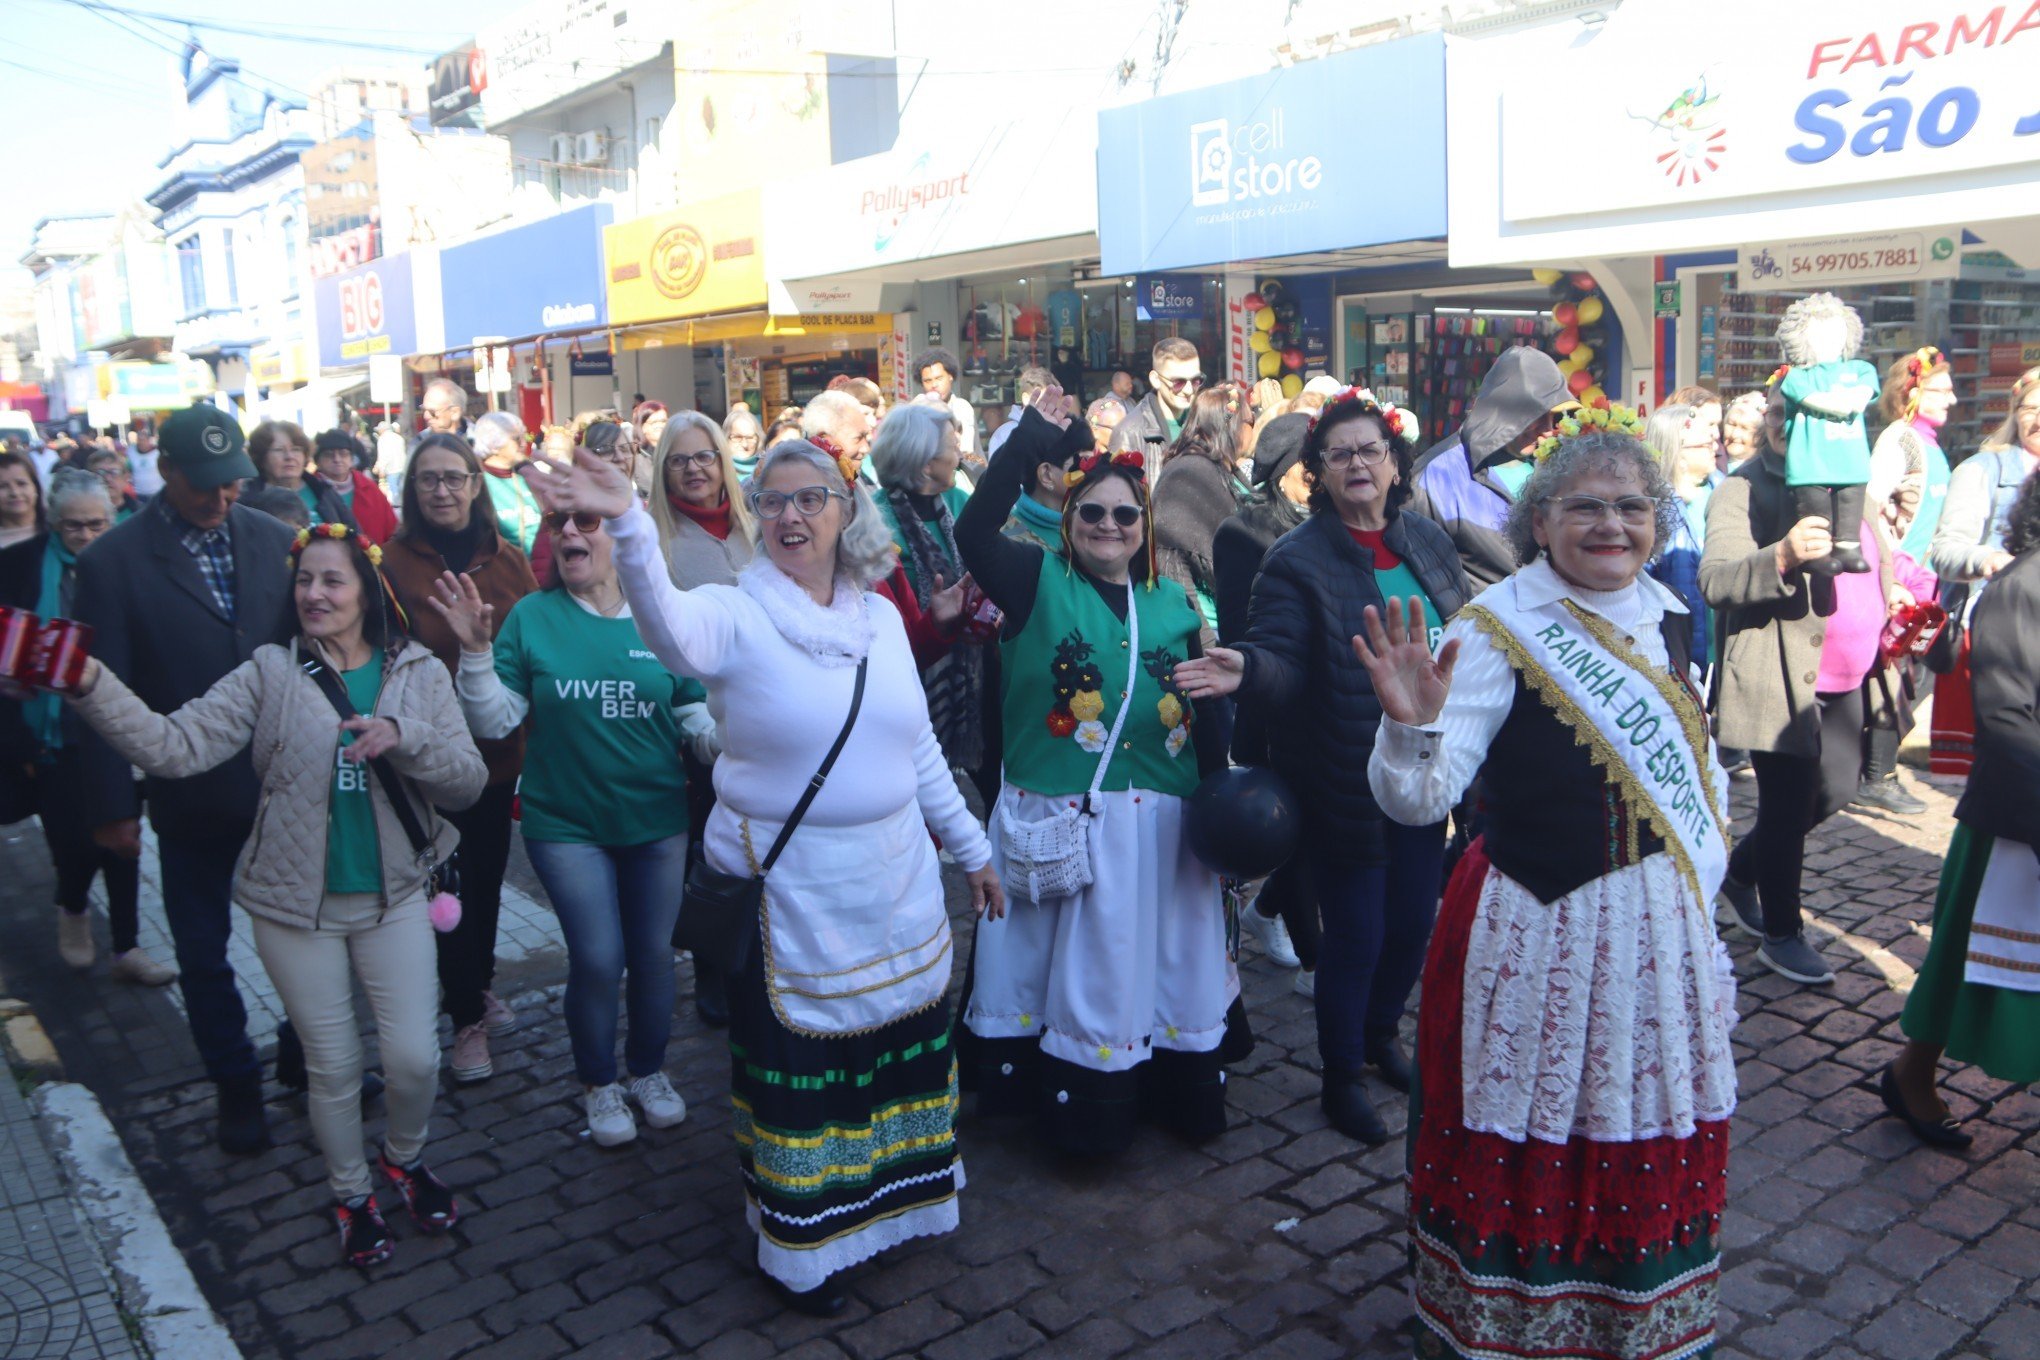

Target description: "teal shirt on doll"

left=1780, top=360, right=1879, bottom=489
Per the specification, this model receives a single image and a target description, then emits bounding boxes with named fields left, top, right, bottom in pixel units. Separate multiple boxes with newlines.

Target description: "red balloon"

left=1567, top=368, right=1596, bottom=395
left=1570, top=272, right=1598, bottom=292
left=1243, top=293, right=1265, bottom=310
left=1552, top=302, right=1578, bottom=328
left=1281, top=347, right=1305, bottom=370
left=1553, top=327, right=1580, bottom=356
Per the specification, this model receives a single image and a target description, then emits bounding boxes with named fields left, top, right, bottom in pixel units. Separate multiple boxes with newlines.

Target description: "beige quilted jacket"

left=70, top=639, right=486, bottom=930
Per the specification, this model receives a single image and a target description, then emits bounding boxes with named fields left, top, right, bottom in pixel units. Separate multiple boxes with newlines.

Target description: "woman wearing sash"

left=1359, top=423, right=1738, bottom=1360
left=1887, top=470, right=2040, bottom=1148
left=520, top=439, right=1002, bottom=1317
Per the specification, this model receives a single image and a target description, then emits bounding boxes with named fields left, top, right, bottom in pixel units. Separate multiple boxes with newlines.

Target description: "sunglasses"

left=1074, top=502, right=1143, bottom=527
left=1160, top=374, right=1206, bottom=394
left=543, top=510, right=604, bottom=533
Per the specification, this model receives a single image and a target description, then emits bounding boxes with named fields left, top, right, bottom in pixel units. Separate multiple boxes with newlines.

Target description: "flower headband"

left=1901, top=346, right=1946, bottom=420
left=1062, top=447, right=1146, bottom=489
left=1529, top=403, right=1646, bottom=463
left=289, top=520, right=382, bottom=567
left=1307, top=386, right=1419, bottom=446
left=1059, top=449, right=1159, bottom=587
left=807, top=431, right=859, bottom=483
left=1764, top=364, right=1793, bottom=388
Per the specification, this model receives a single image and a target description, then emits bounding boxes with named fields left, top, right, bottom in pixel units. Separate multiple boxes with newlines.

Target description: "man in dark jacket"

left=1407, top=348, right=1579, bottom=587
left=1109, top=337, right=1202, bottom=456
left=71, top=405, right=295, bottom=1153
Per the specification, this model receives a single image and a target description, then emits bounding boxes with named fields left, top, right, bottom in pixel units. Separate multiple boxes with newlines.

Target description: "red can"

left=0, top=605, right=39, bottom=682
left=1880, top=600, right=1948, bottom=662
left=26, top=618, right=95, bottom=693
left=958, top=581, right=1003, bottom=645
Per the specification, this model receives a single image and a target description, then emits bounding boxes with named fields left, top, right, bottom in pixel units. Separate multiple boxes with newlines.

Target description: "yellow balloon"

left=1257, top=349, right=1283, bottom=378
left=1281, top=373, right=1304, bottom=398
left=1577, top=296, right=1605, bottom=326
left=1249, top=330, right=1273, bottom=354
left=1581, top=385, right=1607, bottom=405
left=1532, top=267, right=1563, bottom=285
left=1571, top=344, right=1595, bottom=369
left=1557, top=356, right=1580, bottom=376
left=1254, top=306, right=1277, bottom=331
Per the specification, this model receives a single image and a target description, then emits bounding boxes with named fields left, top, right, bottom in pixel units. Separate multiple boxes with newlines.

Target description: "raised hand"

left=520, top=446, right=634, bottom=521
left=339, top=716, right=402, bottom=763
left=1352, top=597, right=1460, bottom=727
left=927, top=572, right=968, bottom=632
left=1173, top=646, right=1246, bottom=700
left=1028, top=383, right=1076, bottom=430
left=426, top=570, right=496, bottom=653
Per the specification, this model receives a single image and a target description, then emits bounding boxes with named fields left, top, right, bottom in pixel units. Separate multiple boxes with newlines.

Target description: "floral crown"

left=806, top=431, right=860, bottom=483
left=1764, top=364, right=1793, bottom=388
left=1901, top=346, right=1947, bottom=420
left=1307, top=386, right=1419, bottom=446
left=1529, top=403, right=1646, bottom=463
left=1062, top=447, right=1146, bottom=489
left=288, top=520, right=382, bottom=567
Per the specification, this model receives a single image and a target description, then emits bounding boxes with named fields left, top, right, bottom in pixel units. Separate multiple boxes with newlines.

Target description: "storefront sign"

left=309, top=224, right=379, bottom=281
left=1451, top=0, right=2040, bottom=265
left=1737, top=227, right=1963, bottom=291
left=315, top=255, right=420, bottom=368
left=605, top=192, right=767, bottom=326
left=475, top=0, right=663, bottom=127
left=765, top=114, right=1098, bottom=295
left=1653, top=281, right=1682, bottom=317
left=1097, top=35, right=1447, bottom=276
left=1136, top=275, right=1204, bottom=322
left=101, top=360, right=210, bottom=407
left=440, top=204, right=612, bottom=342
left=250, top=342, right=311, bottom=388
left=429, top=44, right=485, bottom=128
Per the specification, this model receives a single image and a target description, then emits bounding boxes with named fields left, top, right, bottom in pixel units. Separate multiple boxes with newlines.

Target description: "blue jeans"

left=1310, top=818, right=1446, bottom=1073
left=158, top=830, right=260, bottom=1083
left=525, top=833, right=688, bottom=1087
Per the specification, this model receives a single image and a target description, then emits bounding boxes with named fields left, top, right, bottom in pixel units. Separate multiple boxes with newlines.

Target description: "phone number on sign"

left=1792, top=248, right=1919, bottom=277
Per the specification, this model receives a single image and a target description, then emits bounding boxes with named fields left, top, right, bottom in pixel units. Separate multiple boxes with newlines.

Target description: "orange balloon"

left=1552, top=302, right=1578, bottom=328
left=1567, top=368, right=1596, bottom=395
left=1553, top=328, right=1580, bottom=356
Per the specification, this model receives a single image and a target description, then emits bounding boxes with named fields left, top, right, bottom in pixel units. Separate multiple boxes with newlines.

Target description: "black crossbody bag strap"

left=300, top=654, right=437, bottom=865
left=755, top=657, right=867, bottom=875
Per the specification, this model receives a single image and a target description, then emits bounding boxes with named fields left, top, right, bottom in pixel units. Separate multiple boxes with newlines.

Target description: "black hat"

left=1250, top=413, right=1310, bottom=487
left=159, top=405, right=256, bottom=489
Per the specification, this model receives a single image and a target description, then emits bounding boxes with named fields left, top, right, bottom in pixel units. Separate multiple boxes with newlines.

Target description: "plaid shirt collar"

left=159, top=496, right=237, bottom=618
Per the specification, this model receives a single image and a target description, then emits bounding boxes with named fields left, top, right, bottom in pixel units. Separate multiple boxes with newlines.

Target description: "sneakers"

left=334, top=1195, right=393, bottom=1268
left=1293, top=968, right=1316, bottom=999
left=1852, top=776, right=1928, bottom=817
left=109, top=948, right=177, bottom=986
left=450, top=1023, right=493, bottom=1083
left=628, top=1072, right=688, bottom=1130
left=215, top=1076, right=272, bottom=1156
left=480, top=990, right=518, bottom=1036
left=1758, top=931, right=1836, bottom=985
left=57, top=909, right=95, bottom=970
left=585, top=1083, right=638, bottom=1147
left=1716, top=876, right=1763, bottom=941
left=377, top=1153, right=458, bottom=1233
left=1245, top=908, right=1301, bottom=968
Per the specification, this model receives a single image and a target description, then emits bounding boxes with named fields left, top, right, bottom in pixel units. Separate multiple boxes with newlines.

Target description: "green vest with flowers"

left=999, top=555, right=1202, bottom=799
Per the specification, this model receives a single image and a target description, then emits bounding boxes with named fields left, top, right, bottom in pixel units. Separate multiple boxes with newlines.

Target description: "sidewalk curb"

left=32, top=1081, right=244, bottom=1360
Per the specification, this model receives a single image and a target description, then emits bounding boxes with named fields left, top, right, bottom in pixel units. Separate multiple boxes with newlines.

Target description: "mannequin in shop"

left=1776, top=293, right=1878, bottom=575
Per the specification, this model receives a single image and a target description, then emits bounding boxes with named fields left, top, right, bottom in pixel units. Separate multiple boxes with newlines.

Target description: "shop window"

left=176, top=234, right=204, bottom=314
left=222, top=232, right=241, bottom=307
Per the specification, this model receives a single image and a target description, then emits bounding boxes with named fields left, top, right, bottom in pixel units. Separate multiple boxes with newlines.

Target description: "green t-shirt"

left=326, top=662, right=385, bottom=894
left=484, top=467, right=543, bottom=552
left=494, top=590, right=700, bottom=846
left=1373, top=560, right=1443, bottom=651
left=298, top=483, right=325, bottom=525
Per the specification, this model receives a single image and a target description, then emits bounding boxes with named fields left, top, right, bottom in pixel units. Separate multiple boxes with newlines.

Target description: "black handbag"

left=1924, top=580, right=1969, bottom=675
left=301, top=653, right=463, bottom=904
left=678, top=657, right=867, bottom=977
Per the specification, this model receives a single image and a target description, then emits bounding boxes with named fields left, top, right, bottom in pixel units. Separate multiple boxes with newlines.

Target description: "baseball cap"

left=159, top=405, right=256, bottom=489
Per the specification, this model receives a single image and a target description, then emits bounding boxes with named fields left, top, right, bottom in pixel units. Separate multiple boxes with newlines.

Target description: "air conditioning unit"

left=549, top=132, right=577, bottom=165
left=572, top=131, right=610, bottom=166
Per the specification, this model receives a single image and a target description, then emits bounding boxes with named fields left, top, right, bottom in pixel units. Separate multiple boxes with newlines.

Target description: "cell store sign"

left=315, top=256, right=417, bottom=368
left=439, top=204, right=612, bottom=342
left=1136, top=274, right=1204, bottom=322
left=1096, top=34, right=1447, bottom=276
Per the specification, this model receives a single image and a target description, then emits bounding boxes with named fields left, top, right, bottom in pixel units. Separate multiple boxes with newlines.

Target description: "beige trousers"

left=250, top=889, right=439, bottom=1201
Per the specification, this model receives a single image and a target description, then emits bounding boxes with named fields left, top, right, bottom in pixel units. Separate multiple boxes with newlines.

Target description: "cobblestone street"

left=2, top=768, right=2035, bottom=1360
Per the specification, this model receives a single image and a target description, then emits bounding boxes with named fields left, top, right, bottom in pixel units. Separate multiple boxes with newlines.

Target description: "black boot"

left=1793, top=485, right=1845, bottom=576
left=763, top=1268, right=847, bottom=1317
left=1321, top=1069, right=1388, bottom=1145
left=694, top=959, right=730, bottom=1029
left=1829, top=482, right=1871, bottom=573
left=216, top=1075, right=272, bottom=1155
left=1366, top=1040, right=1413, bottom=1094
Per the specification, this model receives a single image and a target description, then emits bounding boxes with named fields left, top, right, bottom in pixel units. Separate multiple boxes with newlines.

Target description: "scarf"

left=668, top=492, right=731, bottom=541
left=421, top=516, right=489, bottom=576
left=24, top=538, right=73, bottom=752
left=886, top=488, right=985, bottom=769
left=732, top=454, right=760, bottom=483
left=1008, top=492, right=1063, bottom=545
left=737, top=557, right=873, bottom=668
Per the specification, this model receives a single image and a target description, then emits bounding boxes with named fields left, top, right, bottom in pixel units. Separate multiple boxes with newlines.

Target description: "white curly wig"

left=1776, top=292, right=1865, bottom=365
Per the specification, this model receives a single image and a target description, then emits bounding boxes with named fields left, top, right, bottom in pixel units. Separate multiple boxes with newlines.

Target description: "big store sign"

left=315, top=256, right=417, bottom=369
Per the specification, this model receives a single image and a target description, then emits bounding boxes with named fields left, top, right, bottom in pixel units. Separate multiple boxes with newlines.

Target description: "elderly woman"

left=471, top=411, right=544, bottom=554
left=1155, top=385, right=1249, bottom=648
left=1177, top=389, right=1469, bottom=1144
left=1358, top=422, right=1736, bottom=1360
left=651, top=411, right=756, bottom=590
left=1643, top=403, right=1711, bottom=666
left=1721, top=391, right=1766, bottom=472
left=955, top=394, right=1239, bottom=1159
left=251, top=420, right=355, bottom=530
left=521, top=437, right=1000, bottom=1316
left=1889, top=469, right=2040, bottom=1148
left=0, top=469, right=174, bottom=984
left=723, top=406, right=764, bottom=482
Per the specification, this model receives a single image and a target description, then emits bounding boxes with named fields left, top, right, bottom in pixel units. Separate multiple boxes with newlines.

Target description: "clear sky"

left=5, top=0, right=510, bottom=273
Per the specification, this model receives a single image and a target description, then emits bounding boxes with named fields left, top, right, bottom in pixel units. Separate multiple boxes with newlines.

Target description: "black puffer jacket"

left=1238, top=509, right=1471, bottom=863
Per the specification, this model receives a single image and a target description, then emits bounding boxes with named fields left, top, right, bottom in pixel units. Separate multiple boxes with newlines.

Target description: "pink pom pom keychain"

left=429, top=892, right=462, bottom=932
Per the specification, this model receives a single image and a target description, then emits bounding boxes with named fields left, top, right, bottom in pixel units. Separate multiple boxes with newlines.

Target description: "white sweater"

left=609, top=504, right=991, bottom=868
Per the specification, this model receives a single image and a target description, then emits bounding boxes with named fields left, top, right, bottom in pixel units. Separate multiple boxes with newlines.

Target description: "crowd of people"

left=1, top=332, right=2036, bottom=1357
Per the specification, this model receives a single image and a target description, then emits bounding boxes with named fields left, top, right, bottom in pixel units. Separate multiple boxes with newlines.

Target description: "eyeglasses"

left=1323, top=442, right=1391, bottom=468
left=750, top=486, right=846, bottom=519
left=1074, top=502, right=1143, bottom=528
left=1160, top=374, right=1206, bottom=394
left=1545, top=494, right=1660, bottom=526
left=413, top=472, right=476, bottom=493
left=727, top=432, right=760, bottom=448
left=542, top=510, right=604, bottom=534
left=56, top=517, right=112, bottom=535
left=666, top=450, right=719, bottom=471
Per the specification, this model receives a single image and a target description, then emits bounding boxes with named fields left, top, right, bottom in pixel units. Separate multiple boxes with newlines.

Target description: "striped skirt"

left=728, top=945, right=963, bottom=1293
